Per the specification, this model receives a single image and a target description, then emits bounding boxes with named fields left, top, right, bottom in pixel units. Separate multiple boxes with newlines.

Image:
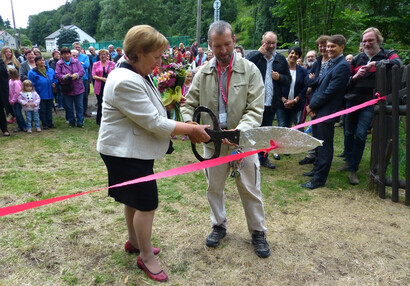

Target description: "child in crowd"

left=182, top=70, right=193, bottom=97
left=18, top=80, right=41, bottom=133
left=8, top=67, right=26, bottom=132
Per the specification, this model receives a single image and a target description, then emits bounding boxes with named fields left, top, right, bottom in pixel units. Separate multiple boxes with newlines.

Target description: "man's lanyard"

left=217, top=55, right=234, bottom=106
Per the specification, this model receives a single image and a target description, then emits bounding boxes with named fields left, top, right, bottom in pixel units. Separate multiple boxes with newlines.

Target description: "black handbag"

left=61, top=78, right=73, bottom=93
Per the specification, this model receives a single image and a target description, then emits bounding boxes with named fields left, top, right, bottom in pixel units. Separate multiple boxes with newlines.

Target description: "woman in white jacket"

left=97, top=25, right=210, bottom=282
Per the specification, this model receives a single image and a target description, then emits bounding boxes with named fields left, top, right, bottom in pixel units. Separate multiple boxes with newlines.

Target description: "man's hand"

left=258, top=43, right=267, bottom=56
left=352, top=65, right=368, bottom=80
left=284, top=99, right=296, bottom=109
left=272, top=71, right=280, bottom=81
left=306, top=105, right=316, bottom=118
left=222, top=129, right=239, bottom=147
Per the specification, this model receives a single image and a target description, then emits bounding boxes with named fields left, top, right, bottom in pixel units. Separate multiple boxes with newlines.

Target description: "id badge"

left=219, top=112, right=227, bottom=126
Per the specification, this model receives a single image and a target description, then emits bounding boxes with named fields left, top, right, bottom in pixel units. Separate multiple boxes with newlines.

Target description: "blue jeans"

left=63, top=93, right=84, bottom=126
left=344, top=102, right=374, bottom=172
left=12, top=103, right=26, bottom=130
left=25, top=110, right=40, bottom=129
left=276, top=108, right=298, bottom=128
left=39, top=99, right=54, bottom=127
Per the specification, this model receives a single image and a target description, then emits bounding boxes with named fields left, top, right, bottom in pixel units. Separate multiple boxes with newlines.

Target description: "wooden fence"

left=370, top=64, right=409, bottom=205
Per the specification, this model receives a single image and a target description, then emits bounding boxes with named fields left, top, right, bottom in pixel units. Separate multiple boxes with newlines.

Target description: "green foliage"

left=20, top=34, right=32, bottom=47
left=4, top=19, right=11, bottom=29
left=56, top=29, right=80, bottom=49
left=60, top=14, right=72, bottom=26
left=0, top=15, right=5, bottom=28
left=20, top=0, right=409, bottom=54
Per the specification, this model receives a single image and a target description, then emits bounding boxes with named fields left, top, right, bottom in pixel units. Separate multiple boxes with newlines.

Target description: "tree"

left=20, top=34, right=32, bottom=47
left=4, top=19, right=11, bottom=29
left=56, top=29, right=80, bottom=49
left=73, top=0, right=100, bottom=37
left=61, top=14, right=73, bottom=26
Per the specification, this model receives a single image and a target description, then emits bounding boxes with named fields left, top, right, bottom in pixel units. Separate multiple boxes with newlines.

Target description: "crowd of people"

left=0, top=21, right=403, bottom=283
left=0, top=42, right=128, bottom=134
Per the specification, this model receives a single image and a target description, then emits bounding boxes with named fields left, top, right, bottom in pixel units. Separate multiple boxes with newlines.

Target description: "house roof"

left=45, top=25, right=79, bottom=40
left=0, top=30, right=14, bottom=37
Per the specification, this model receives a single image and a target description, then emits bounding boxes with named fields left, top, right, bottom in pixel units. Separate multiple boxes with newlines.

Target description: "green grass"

left=1, top=112, right=408, bottom=285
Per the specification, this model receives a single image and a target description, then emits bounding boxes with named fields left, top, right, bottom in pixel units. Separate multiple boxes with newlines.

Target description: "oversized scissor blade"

left=239, top=126, right=323, bottom=153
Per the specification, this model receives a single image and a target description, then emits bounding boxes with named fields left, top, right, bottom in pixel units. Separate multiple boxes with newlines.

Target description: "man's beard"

left=364, top=43, right=380, bottom=58
left=266, top=48, right=276, bottom=57
left=307, top=60, right=314, bottom=68
left=215, top=52, right=233, bottom=65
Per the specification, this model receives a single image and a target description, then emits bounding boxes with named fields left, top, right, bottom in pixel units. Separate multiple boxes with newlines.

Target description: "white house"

left=45, top=25, right=96, bottom=52
left=0, top=30, right=18, bottom=50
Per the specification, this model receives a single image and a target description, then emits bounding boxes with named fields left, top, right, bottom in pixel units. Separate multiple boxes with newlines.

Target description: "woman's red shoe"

left=137, top=256, right=168, bottom=282
left=124, top=241, right=160, bottom=255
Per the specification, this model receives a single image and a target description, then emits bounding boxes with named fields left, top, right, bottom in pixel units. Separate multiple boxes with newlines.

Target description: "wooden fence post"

left=376, top=65, right=387, bottom=199
left=391, top=65, right=400, bottom=202
left=406, top=65, right=410, bottom=206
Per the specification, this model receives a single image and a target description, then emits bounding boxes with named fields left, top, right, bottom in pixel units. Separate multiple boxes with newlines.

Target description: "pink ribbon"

left=1, top=94, right=386, bottom=217
left=292, top=93, right=386, bottom=130
left=0, top=141, right=277, bottom=217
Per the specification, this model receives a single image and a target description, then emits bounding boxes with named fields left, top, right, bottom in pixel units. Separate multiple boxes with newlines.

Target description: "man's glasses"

left=264, top=42, right=276, bottom=47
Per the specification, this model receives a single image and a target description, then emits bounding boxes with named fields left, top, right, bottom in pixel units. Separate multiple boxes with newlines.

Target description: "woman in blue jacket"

left=28, top=56, right=58, bottom=129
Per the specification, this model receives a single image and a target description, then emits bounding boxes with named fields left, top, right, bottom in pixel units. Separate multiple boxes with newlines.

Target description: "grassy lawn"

left=0, top=115, right=409, bottom=285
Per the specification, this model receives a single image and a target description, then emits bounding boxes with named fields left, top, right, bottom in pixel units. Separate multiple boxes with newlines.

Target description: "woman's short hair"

left=34, top=55, right=43, bottom=63
left=123, top=25, right=168, bottom=63
left=60, top=47, right=71, bottom=54
left=288, top=46, right=302, bottom=58
left=24, top=49, right=33, bottom=56
left=99, top=49, right=109, bottom=57
left=316, top=35, right=330, bottom=45
left=52, top=50, right=60, bottom=58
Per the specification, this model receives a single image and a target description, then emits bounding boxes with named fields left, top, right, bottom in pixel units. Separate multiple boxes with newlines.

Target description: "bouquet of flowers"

left=155, top=52, right=187, bottom=120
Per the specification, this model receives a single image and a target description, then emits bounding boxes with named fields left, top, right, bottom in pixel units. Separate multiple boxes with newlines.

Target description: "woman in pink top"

left=92, top=49, right=115, bottom=125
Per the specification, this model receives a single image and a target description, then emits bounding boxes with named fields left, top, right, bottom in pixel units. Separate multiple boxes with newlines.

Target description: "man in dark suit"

left=301, top=34, right=350, bottom=189
left=247, top=31, right=291, bottom=169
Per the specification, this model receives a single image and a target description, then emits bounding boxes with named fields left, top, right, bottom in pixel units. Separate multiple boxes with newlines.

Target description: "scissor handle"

left=191, top=106, right=240, bottom=161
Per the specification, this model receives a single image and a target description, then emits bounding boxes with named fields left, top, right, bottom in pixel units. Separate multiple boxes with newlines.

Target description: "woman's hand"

left=165, top=103, right=175, bottom=111
left=188, top=124, right=210, bottom=144
left=179, top=97, right=187, bottom=106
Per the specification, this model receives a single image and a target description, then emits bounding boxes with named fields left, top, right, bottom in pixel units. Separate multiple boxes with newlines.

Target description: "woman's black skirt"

left=100, top=153, right=158, bottom=211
